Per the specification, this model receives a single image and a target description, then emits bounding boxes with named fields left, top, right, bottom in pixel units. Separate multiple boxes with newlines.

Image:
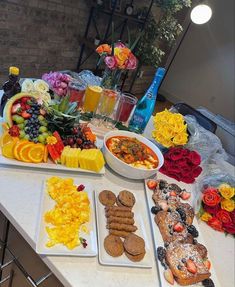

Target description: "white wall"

left=160, top=0, right=235, bottom=122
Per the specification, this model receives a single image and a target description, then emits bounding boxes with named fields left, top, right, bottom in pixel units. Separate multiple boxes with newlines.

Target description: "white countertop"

left=0, top=163, right=234, bottom=287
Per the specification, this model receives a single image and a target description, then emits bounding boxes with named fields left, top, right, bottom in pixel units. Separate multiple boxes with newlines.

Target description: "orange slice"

left=2, top=139, right=19, bottom=159
left=28, top=143, right=44, bottom=163
left=13, top=140, right=29, bottom=160
left=43, top=145, right=48, bottom=163
left=19, top=143, right=34, bottom=162
left=0, top=131, right=14, bottom=148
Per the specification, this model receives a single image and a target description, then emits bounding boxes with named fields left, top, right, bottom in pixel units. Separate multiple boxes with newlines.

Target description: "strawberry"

left=25, top=104, right=31, bottom=110
left=173, top=222, right=184, bottom=232
left=11, top=103, right=21, bottom=114
left=164, top=269, right=174, bottom=285
left=21, top=111, right=31, bottom=119
left=147, top=179, right=158, bottom=190
left=169, top=191, right=177, bottom=197
left=180, top=191, right=191, bottom=200
left=204, top=259, right=211, bottom=270
left=186, top=259, right=197, bottom=274
left=8, top=125, right=20, bottom=137
left=21, top=97, right=30, bottom=104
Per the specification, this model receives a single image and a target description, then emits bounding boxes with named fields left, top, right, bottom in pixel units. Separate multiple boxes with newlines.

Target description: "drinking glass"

left=91, top=89, right=120, bottom=128
left=83, top=86, right=102, bottom=112
left=115, top=92, right=138, bottom=126
left=68, top=81, right=86, bottom=108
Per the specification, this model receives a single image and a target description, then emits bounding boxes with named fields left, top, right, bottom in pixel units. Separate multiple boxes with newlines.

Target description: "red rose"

left=203, top=186, right=219, bottom=193
left=182, top=149, right=190, bottom=156
left=216, top=210, right=232, bottom=224
left=167, top=165, right=182, bottom=174
left=230, top=210, right=235, bottom=224
left=188, top=151, right=201, bottom=166
left=207, top=217, right=223, bottom=232
left=202, top=189, right=221, bottom=206
left=223, top=222, right=235, bottom=235
left=169, top=148, right=184, bottom=161
left=192, top=166, right=202, bottom=178
left=163, top=159, right=172, bottom=168
left=181, top=173, right=195, bottom=184
left=203, top=204, right=220, bottom=216
left=177, top=158, right=188, bottom=168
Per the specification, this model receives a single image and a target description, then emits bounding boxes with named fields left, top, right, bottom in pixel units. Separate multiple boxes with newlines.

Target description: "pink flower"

left=104, top=56, right=117, bottom=70
left=60, top=81, right=68, bottom=89
left=115, top=42, right=126, bottom=48
left=126, top=53, right=137, bottom=70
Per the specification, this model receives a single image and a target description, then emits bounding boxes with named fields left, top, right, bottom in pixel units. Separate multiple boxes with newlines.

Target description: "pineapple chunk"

left=78, top=149, right=105, bottom=172
left=61, top=146, right=81, bottom=168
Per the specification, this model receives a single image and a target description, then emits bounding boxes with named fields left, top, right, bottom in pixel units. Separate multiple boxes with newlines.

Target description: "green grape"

left=12, top=115, right=24, bottom=124
left=19, top=131, right=26, bottom=139
left=38, top=134, right=45, bottom=143
left=41, top=121, right=48, bottom=127
left=24, top=134, right=30, bottom=140
left=39, top=126, right=47, bottom=133
left=42, top=132, right=49, bottom=138
left=38, top=115, right=45, bottom=121
left=17, top=123, right=24, bottom=130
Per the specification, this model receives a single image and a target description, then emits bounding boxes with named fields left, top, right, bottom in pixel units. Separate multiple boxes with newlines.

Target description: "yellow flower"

left=172, top=132, right=188, bottom=146
left=221, top=199, right=235, bottom=212
left=200, top=212, right=212, bottom=222
left=218, top=183, right=235, bottom=199
left=46, top=136, right=57, bottom=145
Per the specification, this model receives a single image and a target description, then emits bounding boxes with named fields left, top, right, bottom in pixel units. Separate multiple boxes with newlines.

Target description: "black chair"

left=173, top=103, right=217, bottom=133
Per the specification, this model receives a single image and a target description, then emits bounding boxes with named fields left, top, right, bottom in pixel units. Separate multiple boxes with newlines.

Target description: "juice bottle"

left=0, top=66, right=21, bottom=117
left=83, top=86, right=102, bottom=112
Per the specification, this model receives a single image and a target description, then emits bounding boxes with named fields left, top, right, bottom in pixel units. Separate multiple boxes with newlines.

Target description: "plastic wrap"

left=184, top=115, right=228, bottom=163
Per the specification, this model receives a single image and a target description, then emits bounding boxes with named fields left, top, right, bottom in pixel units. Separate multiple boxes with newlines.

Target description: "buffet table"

left=0, top=151, right=234, bottom=287
left=0, top=88, right=234, bottom=287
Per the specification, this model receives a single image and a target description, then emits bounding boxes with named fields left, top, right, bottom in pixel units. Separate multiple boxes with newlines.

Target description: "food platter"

left=0, top=149, right=105, bottom=174
left=36, top=179, right=98, bottom=256
left=144, top=174, right=221, bottom=287
left=95, top=189, right=153, bottom=268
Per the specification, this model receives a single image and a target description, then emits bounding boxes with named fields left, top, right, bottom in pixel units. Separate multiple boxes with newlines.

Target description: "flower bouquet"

left=197, top=174, right=235, bottom=235
left=42, top=71, right=72, bottom=97
left=160, top=147, right=202, bottom=184
left=152, top=109, right=188, bottom=148
left=96, top=41, right=137, bottom=89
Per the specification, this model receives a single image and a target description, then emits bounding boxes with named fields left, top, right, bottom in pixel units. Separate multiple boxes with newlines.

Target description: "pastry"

left=104, top=235, right=124, bottom=257
left=118, top=190, right=136, bottom=207
left=99, top=190, right=116, bottom=206
left=124, top=234, right=145, bottom=256
left=165, top=243, right=211, bottom=286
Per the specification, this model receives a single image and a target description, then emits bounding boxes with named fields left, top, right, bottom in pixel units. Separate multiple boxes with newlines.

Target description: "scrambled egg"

left=44, top=177, right=90, bottom=250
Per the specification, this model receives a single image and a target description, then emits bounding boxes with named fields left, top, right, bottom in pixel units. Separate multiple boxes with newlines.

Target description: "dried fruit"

left=77, top=184, right=85, bottom=191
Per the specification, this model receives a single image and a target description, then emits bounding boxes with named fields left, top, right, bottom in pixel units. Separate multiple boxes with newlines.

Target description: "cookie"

left=104, top=235, right=124, bottom=257
left=99, top=190, right=116, bottom=206
left=124, top=234, right=145, bottom=256
left=118, top=190, right=135, bottom=208
left=125, top=250, right=146, bottom=262
left=116, top=196, right=126, bottom=207
left=109, top=229, right=130, bottom=238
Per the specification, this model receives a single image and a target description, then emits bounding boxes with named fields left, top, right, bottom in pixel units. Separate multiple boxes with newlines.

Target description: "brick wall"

left=0, top=0, right=89, bottom=84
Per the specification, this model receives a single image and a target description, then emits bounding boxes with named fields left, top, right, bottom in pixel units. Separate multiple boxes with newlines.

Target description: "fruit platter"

left=0, top=91, right=105, bottom=174
left=145, top=176, right=221, bottom=287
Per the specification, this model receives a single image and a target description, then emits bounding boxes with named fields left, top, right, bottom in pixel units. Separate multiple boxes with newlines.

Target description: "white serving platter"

left=0, top=152, right=105, bottom=175
left=36, top=180, right=98, bottom=256
left=95, top=189, right=153, bottom=268
left=144, top=175, right=221, bottom=287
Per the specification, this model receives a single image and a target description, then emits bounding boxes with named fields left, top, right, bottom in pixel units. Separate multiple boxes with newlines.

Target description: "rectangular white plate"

left=95, top=189, right=153, bottom=268
left=0, top=152, right=105, bottom=175
left=36, top=180, right=98, bottom=256
left=144, top=175, right=221, bottom=287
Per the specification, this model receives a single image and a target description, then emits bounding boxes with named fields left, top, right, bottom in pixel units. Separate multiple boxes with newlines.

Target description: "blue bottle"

left=129, top=67, right=165, bottom=134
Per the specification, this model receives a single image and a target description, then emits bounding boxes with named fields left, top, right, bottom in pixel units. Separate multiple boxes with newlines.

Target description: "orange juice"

left=83, top=86, right=102, bottom=112
left=99, top=89, right=118, bottom=116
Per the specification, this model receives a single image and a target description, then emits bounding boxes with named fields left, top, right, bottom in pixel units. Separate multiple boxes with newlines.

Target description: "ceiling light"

left=190, top=4, right=212, bottom=24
